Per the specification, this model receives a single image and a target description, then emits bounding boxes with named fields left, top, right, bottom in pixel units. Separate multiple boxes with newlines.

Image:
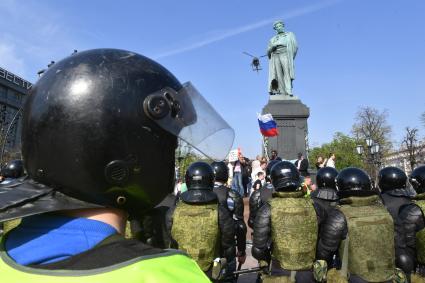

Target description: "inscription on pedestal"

left=277, top=120, right=295, bottom=127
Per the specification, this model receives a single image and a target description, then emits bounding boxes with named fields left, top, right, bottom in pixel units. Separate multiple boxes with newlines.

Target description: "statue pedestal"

left=262, top=96, right=310, bottom=160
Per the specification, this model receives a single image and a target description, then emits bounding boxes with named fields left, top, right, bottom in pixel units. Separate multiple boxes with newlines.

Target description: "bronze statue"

left=268, top=20, right=298, bottom=96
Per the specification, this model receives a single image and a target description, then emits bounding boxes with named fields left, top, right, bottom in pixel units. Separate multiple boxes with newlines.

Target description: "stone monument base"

left=262, top=95, right=310, bottom=160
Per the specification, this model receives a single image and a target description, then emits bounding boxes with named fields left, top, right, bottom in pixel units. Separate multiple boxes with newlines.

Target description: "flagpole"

left=263, top=136, right=269, bottom=160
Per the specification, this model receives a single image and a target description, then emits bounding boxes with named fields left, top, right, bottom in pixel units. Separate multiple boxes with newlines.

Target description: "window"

left=0, top=86, right=6, bottom=100
left=8, top=91, right=21, bottom=104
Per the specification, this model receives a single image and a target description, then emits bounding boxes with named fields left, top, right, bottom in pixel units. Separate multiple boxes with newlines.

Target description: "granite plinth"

left=262, top=97, right=310, bottom=160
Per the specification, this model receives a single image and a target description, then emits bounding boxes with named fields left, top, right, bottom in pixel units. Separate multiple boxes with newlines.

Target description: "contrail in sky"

left=154, top=0, right=342, bottom=59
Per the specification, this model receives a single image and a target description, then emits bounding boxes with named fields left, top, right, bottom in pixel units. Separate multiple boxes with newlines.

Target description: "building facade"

left=0, top=67, right=32, bottom=157
left=383, top=145, right=425, bottom=174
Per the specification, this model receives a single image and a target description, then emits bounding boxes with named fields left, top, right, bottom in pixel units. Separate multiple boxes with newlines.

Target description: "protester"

left=242, top=156, right=252, bottom=197
left=325, top=152, right=336, bottom=168
left=270, top=150, right=282, bottom=161
left=301, top=174, right=314, bottom=197
left=227, top=161, right=233, bottom=187
left=251, top=155, right=262, bottom=172
left=315, top=156, right=326, bottom=170
left=232, top=154, right=246, bottom=197
left=294, top=152, right=309, bottom=177
left=173, top=179, right=187, bottom=196
left=251, top=160, right=267, bottom=182
left=252, top=171, right=265, bottom=192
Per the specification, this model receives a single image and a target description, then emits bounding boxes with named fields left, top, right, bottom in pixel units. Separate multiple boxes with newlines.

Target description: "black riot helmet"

left=378, top=166, right=407, bottom=192
left=0, top=49, right=234, bottom=221
left=1, top=160, right=24, bottom=179
left=336, top=167, right=374, bottom=198
left=316, top=167, right=338, bottom=190
left=182, top=162, right=217, bottom=203
left=410, top=165, right=425, bottom=194
left=270, top=161, right=301, bottom=192
left=211, top=161, right=229, bottom=183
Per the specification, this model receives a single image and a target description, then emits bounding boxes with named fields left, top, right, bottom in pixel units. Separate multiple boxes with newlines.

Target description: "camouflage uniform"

left=317, top=195, right=396, bottom=283
left=167, top=195, right=236, bottom=275
left=252, top=191, right=321, bottom=282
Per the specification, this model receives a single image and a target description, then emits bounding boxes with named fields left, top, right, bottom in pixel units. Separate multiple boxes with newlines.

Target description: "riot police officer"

left=317, top=167, right=398, bottom=282
left=168, top=162, right=236, bottom=279
left=248, top=159, right=279, bottom=229
left=378, top=166, right=414, bottom=220
left=0, top=159, right=25, bottom=235
left=0, top=49, right=235, bottom=282
left=397, top=165, right=425, bottom=280
left=211, top=161, right=247, bottom=269
left=252, top=161, right=319, bottom=282
left=0, top=159, right=24, bottom=185
left=311, top=166, right=339, bottom=217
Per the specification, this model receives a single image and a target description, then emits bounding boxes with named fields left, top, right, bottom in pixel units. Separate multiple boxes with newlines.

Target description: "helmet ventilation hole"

left=104, top=160, right=130, bottom=185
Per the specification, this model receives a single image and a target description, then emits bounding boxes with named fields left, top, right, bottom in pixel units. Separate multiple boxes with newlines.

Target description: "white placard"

left=228, top=149, right=239, bottom=162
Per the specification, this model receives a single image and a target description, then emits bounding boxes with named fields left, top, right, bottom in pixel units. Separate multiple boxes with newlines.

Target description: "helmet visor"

left=145, top=82, right=234, bottom=161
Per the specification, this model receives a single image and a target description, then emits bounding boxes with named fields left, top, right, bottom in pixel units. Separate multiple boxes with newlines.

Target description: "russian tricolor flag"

left=258, top=113, right=279, bottom=137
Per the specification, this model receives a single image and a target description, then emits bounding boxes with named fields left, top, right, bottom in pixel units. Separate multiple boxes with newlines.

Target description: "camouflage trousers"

left=412, top=273, right=425, bottom=283
left=261, top=265, right=315, bottom=283
left=326, top=269, right=348, bottom=283
left=262, top=275, right=295, bottom=283
left=325, top=268, right=406, bottom=283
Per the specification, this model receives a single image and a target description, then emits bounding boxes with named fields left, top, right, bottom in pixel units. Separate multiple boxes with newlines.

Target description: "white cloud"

left=154, top=0, right=342, bottom=59
left=0, top=1, right=80, bottom=80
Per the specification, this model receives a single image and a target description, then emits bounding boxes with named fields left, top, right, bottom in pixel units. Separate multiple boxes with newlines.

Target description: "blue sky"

left=0, top=0, right=424, bottom=158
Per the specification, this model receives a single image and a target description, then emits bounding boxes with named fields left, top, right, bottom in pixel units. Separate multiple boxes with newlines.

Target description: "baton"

left=233, top=266, right=264, bottom=275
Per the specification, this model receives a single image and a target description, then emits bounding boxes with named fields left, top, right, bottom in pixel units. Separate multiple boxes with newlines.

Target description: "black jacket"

left=294, top=159, right=309, bottom=177
left=130, top=193, right=177, bottom=249
left=397, top=203, right=425, bottom=274
left=311, top=188, right=338, bottom=221
left=248, top=185, right=272, bottom=229
left=213, top=184, right=247, bottom=254
left=316, top=208, right=348, bottom=264
left=380, top=192, right=413, bottom=221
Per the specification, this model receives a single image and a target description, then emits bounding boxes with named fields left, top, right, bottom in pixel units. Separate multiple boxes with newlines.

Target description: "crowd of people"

left=170, top=158, right=425, bottom=283
left=315, top=153, right=336, bottom=169
left=1, top=48, right=425, bottom=283
left=177, top=150, right=315, bottom=201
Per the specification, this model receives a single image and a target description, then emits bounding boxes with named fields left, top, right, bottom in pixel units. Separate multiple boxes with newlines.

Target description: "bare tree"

left=402, top=127, right=424, bottom=171
left=421, top=112, right=425, bottom=128
left=352, top=106, right=392, bottom=150
left=352, top=106, right=392, bottom=179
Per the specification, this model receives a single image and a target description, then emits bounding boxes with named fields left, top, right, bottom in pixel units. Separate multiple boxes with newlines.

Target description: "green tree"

left=175, top=141, right=213, bottom=181
left=309, top=132, right=363, bottom=171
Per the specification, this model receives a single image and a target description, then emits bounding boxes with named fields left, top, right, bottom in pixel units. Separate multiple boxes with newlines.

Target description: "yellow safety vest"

left=0, top=236, right=211, bottom=283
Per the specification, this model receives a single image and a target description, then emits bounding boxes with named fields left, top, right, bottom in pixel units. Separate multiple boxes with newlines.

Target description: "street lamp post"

left=356, top=136, right=382, bottom=182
